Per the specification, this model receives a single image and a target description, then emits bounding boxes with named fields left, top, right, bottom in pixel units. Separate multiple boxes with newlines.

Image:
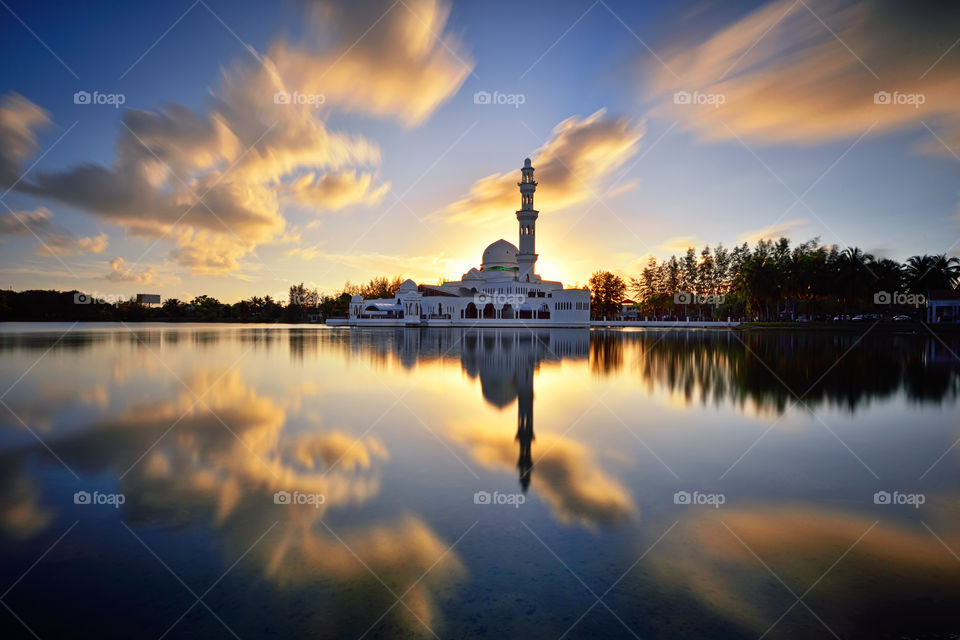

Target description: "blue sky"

left=1, top=0, right=958, bottom=301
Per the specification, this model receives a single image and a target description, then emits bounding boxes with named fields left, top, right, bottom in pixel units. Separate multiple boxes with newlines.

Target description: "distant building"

left=620, top=299, right=639, bottom=320
left=926, top=289, right=960, bottom=323
left=345, top=159, right=590, bottom=327
left=136, top=293, right=161, bottom=306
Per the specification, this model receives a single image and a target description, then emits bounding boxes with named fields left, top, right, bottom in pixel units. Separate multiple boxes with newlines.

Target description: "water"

left=0, top=323, right=958, bottom=639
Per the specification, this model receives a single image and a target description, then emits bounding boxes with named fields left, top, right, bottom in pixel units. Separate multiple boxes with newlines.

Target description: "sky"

left=1, top=0, right=959, bottom=302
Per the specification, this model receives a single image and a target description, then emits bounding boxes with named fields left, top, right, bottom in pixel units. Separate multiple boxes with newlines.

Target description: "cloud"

left=445, top=109, right=645, bottom=224
left=0, top=206, right=109, bottom=257
left=5, top=0, right=471, bottom=275
left=104, top=257, right=156, bottom=284
left=647, top=0, right=960, bottom=150
left=0, top=93, right=50, bottom=187
left=290, top=170, right=391, bottom=211
left=659, top=236, right=701, bottom=253
left=286, top=0, right=473, bottom=126
left=738, top=219, right=807, bottom=243
left=0, top=206, right=54, bottom=235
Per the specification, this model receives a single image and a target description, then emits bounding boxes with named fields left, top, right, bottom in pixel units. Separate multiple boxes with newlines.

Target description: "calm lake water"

left=1, top=323, right=958, bottom=639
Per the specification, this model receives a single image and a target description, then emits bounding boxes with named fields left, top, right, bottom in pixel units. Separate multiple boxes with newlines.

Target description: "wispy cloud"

left=738, top=219, right=807, bottom=244
left=647, top=0, right=960, bottom=151
left=0, top=206, right=108, bottom=257
left=444, top=109, right=645, bottom=224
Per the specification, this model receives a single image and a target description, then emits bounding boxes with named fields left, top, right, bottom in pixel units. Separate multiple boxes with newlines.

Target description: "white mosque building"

left=343, top=159, right=591, bottom=327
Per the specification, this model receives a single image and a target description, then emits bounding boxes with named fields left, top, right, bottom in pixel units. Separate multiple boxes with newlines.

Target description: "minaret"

left=516, top=158, right=538, bottom=282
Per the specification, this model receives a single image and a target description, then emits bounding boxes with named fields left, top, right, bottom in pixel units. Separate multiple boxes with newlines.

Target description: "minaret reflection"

left=516, top=365, right=534, bottom=491
left=458, top=329, right=588, bottom=491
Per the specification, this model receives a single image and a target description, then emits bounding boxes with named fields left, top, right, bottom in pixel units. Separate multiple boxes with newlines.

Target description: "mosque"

left=345, top=159, right=591, bottom=326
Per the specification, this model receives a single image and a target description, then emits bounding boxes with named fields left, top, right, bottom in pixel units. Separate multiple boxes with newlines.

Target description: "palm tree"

left=903, top=254, right=960, bottom=293
left=834, top=247, right=875, bottom=314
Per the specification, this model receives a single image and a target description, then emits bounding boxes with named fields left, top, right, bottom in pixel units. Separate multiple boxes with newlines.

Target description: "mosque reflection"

left=458, top=329, right=587, bottom=492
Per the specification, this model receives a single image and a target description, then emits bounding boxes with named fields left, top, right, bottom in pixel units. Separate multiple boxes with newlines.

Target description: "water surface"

left=1, top=323, right=958, bottom=639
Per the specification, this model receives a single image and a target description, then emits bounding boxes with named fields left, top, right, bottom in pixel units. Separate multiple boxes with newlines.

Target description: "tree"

left=161, top=298, right=184, bottom=316
left=345, top=275, right=406, bottom=299
left=588, top=271, right=626, bottom=319
left=834, top=247, right=875, bottom=315
left=903, top=254, right=960, bottom=294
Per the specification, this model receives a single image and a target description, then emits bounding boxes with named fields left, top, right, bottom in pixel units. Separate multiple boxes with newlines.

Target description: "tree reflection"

left=588, top=330, right=960, bottom=413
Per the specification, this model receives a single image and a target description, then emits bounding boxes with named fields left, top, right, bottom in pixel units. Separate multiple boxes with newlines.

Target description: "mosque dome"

left=398, top=278, right=418, bottom=292
left=481, top=239, right=518, bottom=271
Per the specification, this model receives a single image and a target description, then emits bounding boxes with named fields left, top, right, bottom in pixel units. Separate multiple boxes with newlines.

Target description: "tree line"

left=588, top=238, right=959, bottom=321
left=0, top=275, right=411, bottom=323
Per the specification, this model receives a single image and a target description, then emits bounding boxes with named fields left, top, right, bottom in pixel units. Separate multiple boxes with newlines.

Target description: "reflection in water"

left=0, top=324, right=958, bottom=638
left=454, top=329, right=636, bottom=528
left=460, top=329, right=588, bottom=492
left=647, top=505, right=960, bottom=638
left=590, top=329, right=960, bottom=413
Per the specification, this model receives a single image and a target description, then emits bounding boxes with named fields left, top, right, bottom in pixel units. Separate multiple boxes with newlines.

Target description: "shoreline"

left=2, top=319, right=959, bottom=334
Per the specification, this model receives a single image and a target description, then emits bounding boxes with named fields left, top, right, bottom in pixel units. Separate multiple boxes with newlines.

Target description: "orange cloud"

left=738, top=219, right=807, bottom=243
left=104, top=257, right=155, bottom=284
left=445, top=109, right=645, bottom=224
left=647, top=0, right=960, bottom=150
left=290, top=170, right=391, bottom=211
